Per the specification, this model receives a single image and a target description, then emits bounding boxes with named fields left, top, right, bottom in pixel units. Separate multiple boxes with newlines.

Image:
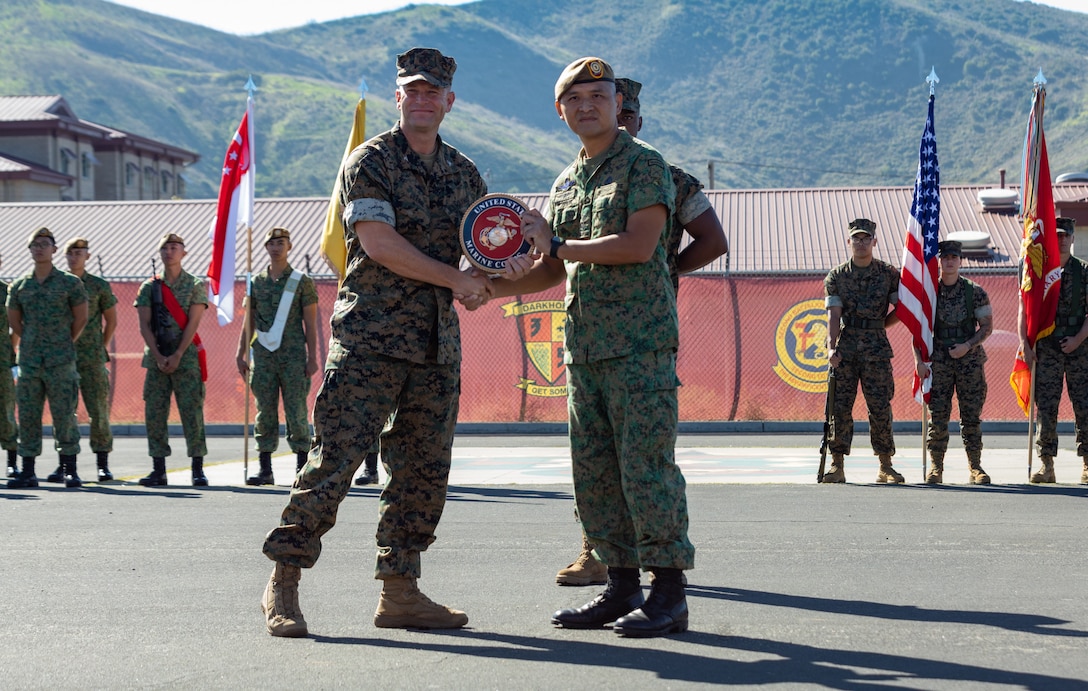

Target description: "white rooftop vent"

left=1056, top=172, right=1088, bottom=184
left=977, top=188, right=1018, bottom=211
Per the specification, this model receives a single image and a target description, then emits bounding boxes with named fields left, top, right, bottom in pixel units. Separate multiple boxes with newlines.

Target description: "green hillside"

left=2, top=0, right=1087, bottom=197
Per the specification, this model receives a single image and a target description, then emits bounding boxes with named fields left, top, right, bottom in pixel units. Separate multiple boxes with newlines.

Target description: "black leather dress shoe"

left=552, top=588, right=645, bottom=629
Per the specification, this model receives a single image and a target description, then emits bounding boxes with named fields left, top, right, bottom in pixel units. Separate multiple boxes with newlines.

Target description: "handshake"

left=454, top=252, right=538, bottom=311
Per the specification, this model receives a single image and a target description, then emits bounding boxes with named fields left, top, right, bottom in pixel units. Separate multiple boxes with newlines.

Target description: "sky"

left=103, top=0, right=1088, bottom=35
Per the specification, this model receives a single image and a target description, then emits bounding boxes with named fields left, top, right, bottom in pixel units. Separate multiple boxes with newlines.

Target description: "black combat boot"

left=62, top=454, right=82, bottom=488
left=551, top=567, right=644, bottom=629
left=613, top=568, right=688, bottom=637
left=295, top=451, right=307, bottom=473
left=191, top=456, right=208, bottom=487
left=96, top=452, right=113, bottom=482
left=46, top=460, right=65, bottom=483
left=138, top=457, right=168, bottom=487
left=354, top=452, right=379, bottom=486
left=247, top=452, right=275, bottom=486
left=5, top=449, right=17, bottom=478
left=7, top=457, right=38, bottom=488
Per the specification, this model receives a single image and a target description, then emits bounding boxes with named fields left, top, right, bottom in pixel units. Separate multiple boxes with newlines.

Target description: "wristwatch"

left=549, top=235, right=566, bottom=259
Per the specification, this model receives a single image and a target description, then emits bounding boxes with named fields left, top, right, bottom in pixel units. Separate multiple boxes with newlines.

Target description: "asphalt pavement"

left=3, top=432, right=1088, bottom=689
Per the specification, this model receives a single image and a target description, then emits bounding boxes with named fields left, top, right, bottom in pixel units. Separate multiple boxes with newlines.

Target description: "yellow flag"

left=320, top=98, right=366, bottom=280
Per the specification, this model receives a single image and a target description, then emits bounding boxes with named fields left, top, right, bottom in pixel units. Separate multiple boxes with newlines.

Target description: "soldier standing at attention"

left=556, top=76, right=726, bottom=589
left=236, top=227, right=319, bottom=485
left=134, top=233, right=209, bottom=487
left=6, top=227, right=87, bottom=489
left=821, top=218, right=905, bottom=484
left=492, top=57, right=694, bottom=637
left=1019, top=216, right=1088, bottom=484
left=1, top=251, right=21, bottom=479
left=913, top=240, right=993, bottom=485
left=261, top=47, right=493, bottom=637
left=41, top=237, right=118, bottom=483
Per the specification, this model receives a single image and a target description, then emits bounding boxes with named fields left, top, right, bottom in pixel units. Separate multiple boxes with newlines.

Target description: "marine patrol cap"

left=396, top=47, right=457, bottom=89
left=64, top=236, right=90, bottom=252
left=265, top=226, right=291, bottom=244
left=554, top=57, right=615, bottom=100
left=1057, top=216, right=1076, bottom=235
left=159, top=232, right=185, bottom=249
left=937, top=240, right=962, bottom=257
left=848, top=218, right=877, bottom=236
left=27, top=226, right=55, bottom=247
left=616, top=78, right=641, bottom=113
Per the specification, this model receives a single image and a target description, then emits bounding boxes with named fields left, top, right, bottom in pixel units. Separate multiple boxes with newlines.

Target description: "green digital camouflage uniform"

left=664, top=165, right=713, bottom=291
left=0, top=280, right=16, bottom=455
left=248, top=264, right=318, bottom=454
left=263, top=123, right=486, bottom=578
left=1035, top=255, right=1088, bottom=458
left=927, top=277, right=991, bottom=457
left=7, top=267, right=87, bottom=457
left=549, top=129, right=695, bottom=571
left=824, top=258, right=900, bottom=456
left=75, top=272, right=117, bottom=454
left=134, top=270, right=208, bottom=459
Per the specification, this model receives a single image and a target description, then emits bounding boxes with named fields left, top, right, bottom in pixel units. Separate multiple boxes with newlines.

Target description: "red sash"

left=160, top=280, right=208, bottom=382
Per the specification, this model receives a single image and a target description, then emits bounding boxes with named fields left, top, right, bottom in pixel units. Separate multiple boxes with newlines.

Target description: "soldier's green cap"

left=396, top=47, right=456, bottom=89
left=27, top=226, right=55, bottom=247
left=159, top=232, right=185, bottom=249
left=554, top=57, right=614, bottom=100
left=64, top=236, right=90, bottom=252
left=265, top=226, right=291, bottom=243
left=848, top=218, right=877, bottom=236
left=1057, top=216, right=1076, bottom=234
left=937, top=240, right=962, bottom=257
left=616, top=78, right=641, bottom=113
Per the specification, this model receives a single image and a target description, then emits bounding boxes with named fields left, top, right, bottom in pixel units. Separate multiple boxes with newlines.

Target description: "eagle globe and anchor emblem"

left=773, top=298, right=830, bottom=393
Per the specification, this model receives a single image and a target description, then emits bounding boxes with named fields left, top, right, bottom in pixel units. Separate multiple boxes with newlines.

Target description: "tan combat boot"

left=556, top=534, right=608, bottom=586
left=925, top=456, right=943, bottom=485
left=374, top=576, right=468, bottom=629
left=967, top=450, right=991, bottom=485
left=262, top=562, right=308, bottom=637
left=876, top=454, right=905, bottom=484
left=1031, top=456, right=1056, bottom=484
left=821, top=453, right=846, bottom=483
left=1080, top=457, right=1088, bottom=485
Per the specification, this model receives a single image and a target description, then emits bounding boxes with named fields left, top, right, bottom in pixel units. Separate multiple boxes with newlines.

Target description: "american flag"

left=896, top=94, right=940, bottom=404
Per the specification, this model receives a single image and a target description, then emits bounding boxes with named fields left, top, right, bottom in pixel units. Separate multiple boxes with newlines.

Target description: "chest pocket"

left=551, top=190, right=580, bottom=240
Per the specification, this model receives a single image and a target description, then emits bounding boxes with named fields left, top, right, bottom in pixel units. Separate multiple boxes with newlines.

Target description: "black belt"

left=843, top=317, right=884, bottom=330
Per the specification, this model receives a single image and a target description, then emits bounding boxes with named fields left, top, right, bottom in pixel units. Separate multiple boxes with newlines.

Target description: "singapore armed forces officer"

left=6, top=227, right=88, bottom=489
left=236, top=227, right=319, bottom=486
left=822, top=218, right=905, bottom=484
left=913, top=240, right=993, bottom=485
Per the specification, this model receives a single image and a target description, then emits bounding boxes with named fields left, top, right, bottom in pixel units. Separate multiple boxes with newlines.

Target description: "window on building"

left=81, top=152, right=92, bottom=178
left=161, top=171, right=173, bottom=195
left=126, top=162, right=139, bottom=186
left=177, top=173, right=187, bottom=198
left=60, top=148, right=76, bottom=176
left=144, top=166, right=156, bottom=196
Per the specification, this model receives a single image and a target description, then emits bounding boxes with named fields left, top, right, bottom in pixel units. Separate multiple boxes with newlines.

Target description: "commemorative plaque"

left=459, top=194, right=532, bottom=273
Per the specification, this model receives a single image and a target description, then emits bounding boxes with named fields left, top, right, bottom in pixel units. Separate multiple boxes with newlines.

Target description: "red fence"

left=55, top=273, right=1064, bottom=426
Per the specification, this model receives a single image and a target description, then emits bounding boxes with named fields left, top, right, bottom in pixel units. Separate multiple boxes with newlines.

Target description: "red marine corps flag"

left=207, top=89, right=255, bottom=325
left=896, top=75, right=941, bottom=405
left=1010, top=72, right=1061, bottom=416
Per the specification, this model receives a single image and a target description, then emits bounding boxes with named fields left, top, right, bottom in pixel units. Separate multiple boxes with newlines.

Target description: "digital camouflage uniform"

left=664, top=165, right=713, bottom=291
left=7, top=267, right=87, bottom=457
left=263, top=123, right=487, bottom=578
left=134, top=270, right=208, bottom=458
left=0, top=280, right=16, bottom=455
left=927, top=277, right=991, bottom=458
left=75, top=271, right=117, bottom=454
left=1034, top=255, right=1088, bottom=458
left=824, top=258, right=899, bottom=457
left=549, top=128, right=695, bottom=571
left=249, top=264, right=318, bottom=454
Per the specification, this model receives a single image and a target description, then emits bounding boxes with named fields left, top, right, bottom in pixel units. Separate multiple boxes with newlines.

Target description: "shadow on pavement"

left=307, top=629, right=1087, bottom=689
left=691, top=585, right=1088, bottom=638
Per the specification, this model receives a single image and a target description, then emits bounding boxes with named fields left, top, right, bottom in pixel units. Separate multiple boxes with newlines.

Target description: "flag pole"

left=921, top=404, right=928, bottom=481
left=242, top=76, right=257, bottom=483
left=1027, top=360, right=1037, bottom=481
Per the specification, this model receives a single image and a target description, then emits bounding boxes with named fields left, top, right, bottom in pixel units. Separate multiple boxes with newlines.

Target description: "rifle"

left=817, top=366, right=836, bottom=482
left=149, top=258, right=176, bottom=356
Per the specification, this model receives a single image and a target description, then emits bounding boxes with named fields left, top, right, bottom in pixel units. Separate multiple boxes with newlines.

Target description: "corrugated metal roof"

left=0, top=95, right=70, bottom=122
left=3, top=184, right=1087, bottom=281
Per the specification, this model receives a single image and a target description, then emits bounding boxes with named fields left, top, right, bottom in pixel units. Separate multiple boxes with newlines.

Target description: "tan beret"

left=554, top=57, right=615, bottom=100
left=265, top=227, right=291, bottom=243
left=27, top=226, right=55, bottom=247
left=159, top=232, right=185, bottom=249
left=64, top=236, right=90, bottom=252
